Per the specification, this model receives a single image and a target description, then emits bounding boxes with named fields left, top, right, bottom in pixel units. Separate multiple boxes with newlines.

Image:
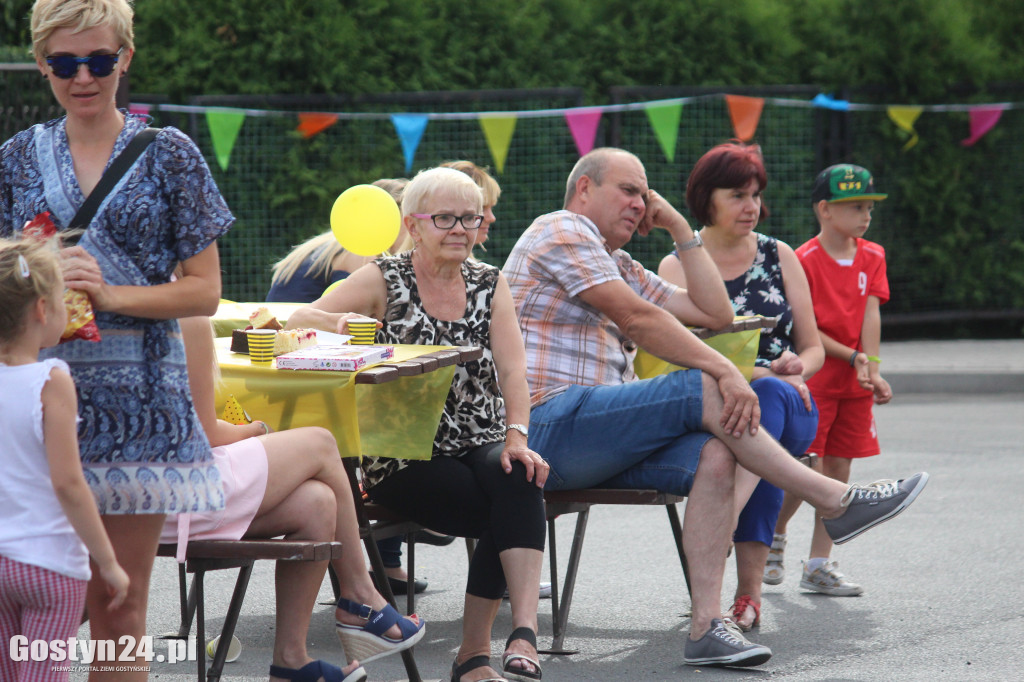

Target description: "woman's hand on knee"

left=501, top=444, right=549, bottom=488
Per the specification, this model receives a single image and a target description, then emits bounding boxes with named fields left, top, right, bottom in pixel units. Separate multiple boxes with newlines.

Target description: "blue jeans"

left=529, top=370, right=714, bottom=497
left=733, top=377, right=819, bottom=546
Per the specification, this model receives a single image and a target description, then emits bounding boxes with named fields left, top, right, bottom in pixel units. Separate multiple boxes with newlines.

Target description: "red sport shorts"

left=807, top=393, right=880, bottom=459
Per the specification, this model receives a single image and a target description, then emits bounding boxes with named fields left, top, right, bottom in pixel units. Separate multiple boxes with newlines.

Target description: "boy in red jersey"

left=765, top=165, right=892, bottom=596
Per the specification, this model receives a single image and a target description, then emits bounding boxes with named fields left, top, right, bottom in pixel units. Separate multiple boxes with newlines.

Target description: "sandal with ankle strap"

left=335, top=597, right=425, bottom=664
left=269, top=660, right=367, bottom=682
left=502, top=626, right=542, bottom=681
left=451, top=654, right=506, bottom=682
left=729, top=594, right=761, bottom=632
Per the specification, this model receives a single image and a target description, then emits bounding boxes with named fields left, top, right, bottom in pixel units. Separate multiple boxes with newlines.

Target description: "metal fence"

left=4, top=68, right=1023, bottom=333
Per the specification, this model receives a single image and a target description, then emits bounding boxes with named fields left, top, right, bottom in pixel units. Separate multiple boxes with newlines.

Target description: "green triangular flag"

left=479, top=115, right=517, bottom=174
left=644, top=102, right=683, bottom=162
left=206, top=109, right=246, bottom=171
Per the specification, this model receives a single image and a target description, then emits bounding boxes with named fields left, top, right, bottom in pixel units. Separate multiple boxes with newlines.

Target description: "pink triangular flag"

left=564, top=109, right=603, bottom=157
left=961, top=106, right=1005, bottom=147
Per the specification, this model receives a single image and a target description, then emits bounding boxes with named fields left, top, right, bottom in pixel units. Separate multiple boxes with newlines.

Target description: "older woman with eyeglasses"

left=288, top=167, right=548, bottom=682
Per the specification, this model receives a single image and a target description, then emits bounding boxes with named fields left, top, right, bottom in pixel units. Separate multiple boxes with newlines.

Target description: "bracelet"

left=867, top=355, right=881, bottom=364
left=255, top=420, right=270, bottom=435
left=848, top=350, right=860, bottom=367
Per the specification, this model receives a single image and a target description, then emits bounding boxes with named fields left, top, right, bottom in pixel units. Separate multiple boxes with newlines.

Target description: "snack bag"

left=22, top=212, right=101, bottom=343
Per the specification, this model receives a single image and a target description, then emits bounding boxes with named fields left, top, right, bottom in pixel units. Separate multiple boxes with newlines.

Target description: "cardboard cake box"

left=275, top=344, right=395, bottom=372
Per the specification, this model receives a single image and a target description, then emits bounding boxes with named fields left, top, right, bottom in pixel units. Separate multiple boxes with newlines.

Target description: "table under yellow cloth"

left=215, top=338, right=455, bottom=460
left=633, top=316, right=763, bottom=382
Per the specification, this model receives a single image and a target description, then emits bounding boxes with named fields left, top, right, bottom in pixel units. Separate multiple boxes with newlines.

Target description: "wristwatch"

left=506, top=423, right=529, bottom=438
left=676, top=232, right=704, bottom=252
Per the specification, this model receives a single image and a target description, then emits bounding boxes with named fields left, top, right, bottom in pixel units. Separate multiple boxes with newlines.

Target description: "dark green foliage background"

left=4, top=0, right=1023, bottom=334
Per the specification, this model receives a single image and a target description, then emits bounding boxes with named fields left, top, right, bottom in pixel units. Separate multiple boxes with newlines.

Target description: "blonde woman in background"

left=266, top=178, right=412, bottom=302
left=442, top=161, right=500, bottom=250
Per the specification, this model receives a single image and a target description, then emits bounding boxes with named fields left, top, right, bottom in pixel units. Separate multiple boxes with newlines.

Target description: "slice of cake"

left=273, top=328, right=319, bottom=356
left=249, top=306, right=283, bottom=330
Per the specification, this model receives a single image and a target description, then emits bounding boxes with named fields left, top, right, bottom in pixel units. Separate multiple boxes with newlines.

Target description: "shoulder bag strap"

left=69, top=127, right=161, bottom=230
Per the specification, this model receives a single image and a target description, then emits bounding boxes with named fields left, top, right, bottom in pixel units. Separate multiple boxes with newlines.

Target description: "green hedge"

left=4, top=0, right=1023, bottom=335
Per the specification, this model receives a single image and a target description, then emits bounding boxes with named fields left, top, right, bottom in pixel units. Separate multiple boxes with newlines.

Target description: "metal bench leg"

left=405, top=534, right=416, bottom=615
left=206, top=563, right=254, bottom=682
left=194, top=569, right=207, bottom=682
left=540, top=509, right=589, bottom=655
left=664, top=503, right=691, bottom=598
left=173, top=563, right=197, bottom=638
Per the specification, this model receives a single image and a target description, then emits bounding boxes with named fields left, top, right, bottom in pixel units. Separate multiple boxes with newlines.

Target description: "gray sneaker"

left=684, top=618, right=772, bottom=667
left=823, top=473, right=929, bottom=545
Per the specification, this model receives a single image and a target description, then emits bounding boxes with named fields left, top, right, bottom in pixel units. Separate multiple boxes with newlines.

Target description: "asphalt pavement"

left=67, top=338, right=1024, bottom=681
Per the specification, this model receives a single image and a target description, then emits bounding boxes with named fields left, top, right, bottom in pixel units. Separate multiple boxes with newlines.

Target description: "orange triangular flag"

left=725, top=95, right=764, bottom=142
left=297, top=112, right=339, bottom=139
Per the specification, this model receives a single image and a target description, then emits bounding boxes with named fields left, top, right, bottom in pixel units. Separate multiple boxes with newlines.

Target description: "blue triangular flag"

left=811, top=93, right=850, bottom=111
left=390, top=114, right=429, bottom=174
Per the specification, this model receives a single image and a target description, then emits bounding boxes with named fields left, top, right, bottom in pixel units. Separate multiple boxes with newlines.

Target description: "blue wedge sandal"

left=335, top=597, right=425, bottom=664
left=269, top=660, right=366, bottom=682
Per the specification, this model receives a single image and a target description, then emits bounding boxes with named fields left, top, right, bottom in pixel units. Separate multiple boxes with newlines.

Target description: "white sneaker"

left=799, top=559, right=863, bottom=596
left=503, top=582, right=552, bottom=600
left=763, top=533, right=786, bottom=585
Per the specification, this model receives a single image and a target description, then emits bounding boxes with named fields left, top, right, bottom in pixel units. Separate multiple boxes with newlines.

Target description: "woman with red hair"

left=659, top=142, right=824, bottom=632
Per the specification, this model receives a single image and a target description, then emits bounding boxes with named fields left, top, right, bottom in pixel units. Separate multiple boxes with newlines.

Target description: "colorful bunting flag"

left=644, top=102, right=683, bottom=162
left=725, top=95, right=765, bottom=142
left=297, top=112, right=339, bottom=139
left=811, top=93, right=850, bottom=111
left=961, top=106, right=1005, bottom=147
left=479, top=115, right=517, bottom=174
left=391, top=114, right=429, bottom=173
left=887, top=106, right=923, bottom=151
left=564, top=108, right=603, bottom=157
left=206, top=109, right=246, bottom=171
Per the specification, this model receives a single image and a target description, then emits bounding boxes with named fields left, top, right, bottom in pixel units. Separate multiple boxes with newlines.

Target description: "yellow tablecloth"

left=215, top=338, right=455, bottom=460
left=633, top=316, right=763, bottom=382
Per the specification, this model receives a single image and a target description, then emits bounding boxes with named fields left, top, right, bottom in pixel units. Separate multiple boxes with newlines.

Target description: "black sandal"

left=451, top=654, right=506, bottom=682
left=502, top=627, right=542, bottom=681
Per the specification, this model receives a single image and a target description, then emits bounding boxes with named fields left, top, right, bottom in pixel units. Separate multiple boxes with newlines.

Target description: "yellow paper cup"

left=347, top=317, right=377, bottom=345
left=245, top=329, right=276, bottom=364
left=206, top=634, right=242, bottom=663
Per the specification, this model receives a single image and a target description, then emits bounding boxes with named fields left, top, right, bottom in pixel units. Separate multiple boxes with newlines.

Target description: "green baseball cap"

left=812, top=164, right=887, bottom=203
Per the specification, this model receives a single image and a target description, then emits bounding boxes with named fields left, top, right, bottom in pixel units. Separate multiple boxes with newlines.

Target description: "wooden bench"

left=157, top=539, right=342, bottom=682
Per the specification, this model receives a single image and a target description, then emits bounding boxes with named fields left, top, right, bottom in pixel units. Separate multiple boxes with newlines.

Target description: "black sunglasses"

left=45, top=47, right=123, bottom=80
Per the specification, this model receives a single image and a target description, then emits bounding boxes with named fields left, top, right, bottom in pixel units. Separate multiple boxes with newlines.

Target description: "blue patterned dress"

left=0, top=114, right=233, bottom=515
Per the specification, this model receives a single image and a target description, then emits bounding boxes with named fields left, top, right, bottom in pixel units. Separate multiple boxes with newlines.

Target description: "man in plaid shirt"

left=502, top=147, right=928, bottom=667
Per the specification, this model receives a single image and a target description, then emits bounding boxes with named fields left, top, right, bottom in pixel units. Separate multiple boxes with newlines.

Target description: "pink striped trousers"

left=0, top=555, right=87, bottom=682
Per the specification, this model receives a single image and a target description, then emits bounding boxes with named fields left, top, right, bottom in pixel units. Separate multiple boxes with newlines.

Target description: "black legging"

left=367, top=442, right=546, bottom=599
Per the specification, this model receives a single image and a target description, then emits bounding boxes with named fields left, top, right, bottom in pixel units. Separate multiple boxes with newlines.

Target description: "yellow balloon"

left=330, top=184, right=401, bottom=257
left=323, top=279, right=345, bottom=297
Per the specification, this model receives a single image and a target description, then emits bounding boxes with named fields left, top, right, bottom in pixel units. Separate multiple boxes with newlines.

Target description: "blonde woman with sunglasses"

left=1, top=3, right=235, bottom=679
